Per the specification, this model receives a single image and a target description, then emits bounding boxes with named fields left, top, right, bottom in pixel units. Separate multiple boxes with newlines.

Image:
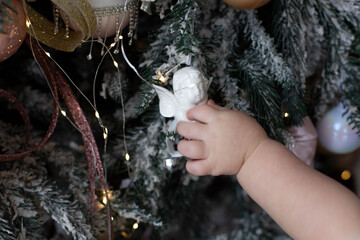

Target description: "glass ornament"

left=316, top=103, right=360, bottom=154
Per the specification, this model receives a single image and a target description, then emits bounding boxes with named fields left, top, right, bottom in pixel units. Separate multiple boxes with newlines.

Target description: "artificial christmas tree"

left=0, top=0, right=359, bottom=239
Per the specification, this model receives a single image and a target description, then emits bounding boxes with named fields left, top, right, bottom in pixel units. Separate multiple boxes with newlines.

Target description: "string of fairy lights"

left=24, top=7, right=140, bottom=238
left=23, top=1, right=178, bottom=236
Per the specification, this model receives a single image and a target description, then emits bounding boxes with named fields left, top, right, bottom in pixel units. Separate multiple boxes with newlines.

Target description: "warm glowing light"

left=104, top=127, right=108, bottom=135
left=157, top=72, right=167, bottom=83
left=119, top=35, right=123, bottom=40
left=125, top=153, right=130, bottom=161
left=341, top=170, right=351, bottom=181
left=113, top=61, right=119, bottom=68
left=121, top=232, right=128, bottom=238
left=284, top=112, right=290, bottom=118
left=102, top=196, right=107, bottom=205
left=111, top=217, right=114, bottom=220
left=61, top=110, right=67, bottom=117
left=159, top=75, right=166, bottom=83
left=132, top=222, right=139, bottom=230
left=45, top=52, right=51, bottom=57
left=103, top=132, right=108, bottom=140
left=26, top=18, right=31, bottom=28
left=95, top=111, right=100, bottom=119
left=110, top=42, right=116, bottom=48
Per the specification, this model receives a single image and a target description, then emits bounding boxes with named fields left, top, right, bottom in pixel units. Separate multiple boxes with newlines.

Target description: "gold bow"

left=25, top=0, right=97, bottom=52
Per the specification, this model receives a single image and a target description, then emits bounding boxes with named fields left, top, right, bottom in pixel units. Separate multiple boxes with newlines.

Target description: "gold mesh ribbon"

left=25, top=0, right=97, bottom=52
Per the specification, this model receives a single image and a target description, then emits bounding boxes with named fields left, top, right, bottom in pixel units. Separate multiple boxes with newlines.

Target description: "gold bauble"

left=222, top=0, right=270, bottom=9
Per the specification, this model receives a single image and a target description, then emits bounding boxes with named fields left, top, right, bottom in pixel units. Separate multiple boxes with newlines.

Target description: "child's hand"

left=177, top=100, right=268, bottom=176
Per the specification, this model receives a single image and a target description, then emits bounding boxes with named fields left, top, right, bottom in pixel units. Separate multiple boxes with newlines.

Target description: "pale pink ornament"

left=289, top=116, right=318, bottom=167
left=317, top=103, right=360, bottom=155
left=0, top=0, right=26, bottom=62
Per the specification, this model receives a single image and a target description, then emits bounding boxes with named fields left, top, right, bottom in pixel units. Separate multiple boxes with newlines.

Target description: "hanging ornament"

left=153, top=67, right=211, bottom=158
left=316, top=103, right=360, bottom=154
left=222, top=0, right=270, bottom=10
left=140, top=0, right=152, bottom=15
left=0, top=0, right=26, bottom=62
left=153, top=67, right=211, bottom=123
left=289, top=116, right=318, bottom=167
left=62, top=0, right=138, bottom=41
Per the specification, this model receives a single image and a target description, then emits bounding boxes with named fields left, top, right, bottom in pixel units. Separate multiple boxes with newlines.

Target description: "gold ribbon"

left=25, top=0, right=97, bottom=52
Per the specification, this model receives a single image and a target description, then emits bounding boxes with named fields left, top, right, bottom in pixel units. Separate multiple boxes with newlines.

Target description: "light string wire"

left=24, top=0, right=196, bottom=234
left=23, top=0, right=149, bottom=208
left=88, top=0, right=136, bottom=181
left=23, top=4, right=117, bottom=239
left=27, top=33, right=114, bottom=239
left=23, top=0, right=139, bottom=183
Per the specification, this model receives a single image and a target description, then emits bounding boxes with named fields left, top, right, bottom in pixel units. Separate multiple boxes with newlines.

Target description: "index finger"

left=187, top=104, right=218, bottom=123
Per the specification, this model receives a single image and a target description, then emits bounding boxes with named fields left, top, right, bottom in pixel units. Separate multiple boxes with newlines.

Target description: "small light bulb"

left=95, top=111, right=100, bottom=119
left=132, top=222, right=139, bottom=230
left=284, top=112, right=290, bottom=118
left=61, top=110, right=67, bottom=117
left=157, top=72, right=167, bottom=83
left=121, top=232, right=128, bottom=238
left=111, top=217, right=114, bottom=220
left=165, top=159, right=173, bottom=167
left=341, top=170, right=351, bottom=181
left=104, top=127, right=108, bottom=135
left=125, top=153, right=130, bottom=161
left=119, top=35, right=123, bottom=40
left=103, top=132, right=108, bottom=140
left=159, top=75, right=166, bottom=83
left=102, top=196, right=107, bottom=205
left=45, top=52, right=51, bottom=57
left=113, top=61, right=119, bottom=68
left=188, top=83, right=196, bottom=88
left=26, top=18, right=31, bottom=28
left=110, top=42, right=116, bottom=48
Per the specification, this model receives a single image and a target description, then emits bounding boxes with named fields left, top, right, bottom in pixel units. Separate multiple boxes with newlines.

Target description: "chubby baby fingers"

left=177, top=139, right=207, bottom=160
left=186, top=104, right=218, bottom=123
left=186, top=159, right=212, bottom=176
left=177, top=121, right=206, bottom=140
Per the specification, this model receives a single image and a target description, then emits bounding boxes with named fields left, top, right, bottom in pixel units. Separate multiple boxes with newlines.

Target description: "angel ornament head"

left=153, top=67, right=211, bottom=123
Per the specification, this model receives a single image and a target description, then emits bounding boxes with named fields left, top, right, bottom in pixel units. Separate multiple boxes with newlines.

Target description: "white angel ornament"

left=153, top=66, right=210, bottom=124
left=153, top=66, right=211, bottom=158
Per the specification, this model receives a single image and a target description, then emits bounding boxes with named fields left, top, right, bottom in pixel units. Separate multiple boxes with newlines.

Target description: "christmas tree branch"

left=200, top=2, right=250, bottom=112
left=138, top=0, right=201, bottom=113
left=309, top=0, right=354, bottom=117
left=271, top=0, right=307, bottom=125
left=0, top=120, right=96, bottom=239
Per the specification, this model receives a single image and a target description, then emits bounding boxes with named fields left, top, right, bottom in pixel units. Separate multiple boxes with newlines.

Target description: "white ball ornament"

left=316, top=103, right=360, bottom=154
left=86, top=0, right=130, bottom=39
